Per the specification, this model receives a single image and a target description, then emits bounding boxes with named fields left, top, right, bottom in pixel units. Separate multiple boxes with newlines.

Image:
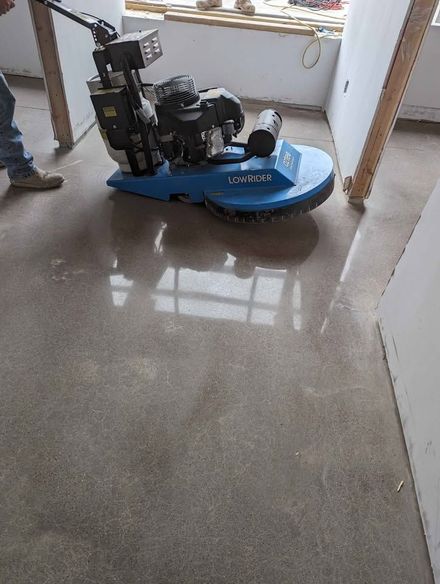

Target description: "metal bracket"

left=32, top=0, right=119, bottom=46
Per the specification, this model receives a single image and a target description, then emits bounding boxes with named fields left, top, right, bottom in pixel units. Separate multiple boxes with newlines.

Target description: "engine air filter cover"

left=154, top=75, right=199, bottom=109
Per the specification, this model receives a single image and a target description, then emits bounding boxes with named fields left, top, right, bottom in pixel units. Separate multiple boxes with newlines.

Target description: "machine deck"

left=107, top=140, right=334, bottom=223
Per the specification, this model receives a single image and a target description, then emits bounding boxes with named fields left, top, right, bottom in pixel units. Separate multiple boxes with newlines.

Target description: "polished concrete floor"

left=0, top=76, right=438, bottom=583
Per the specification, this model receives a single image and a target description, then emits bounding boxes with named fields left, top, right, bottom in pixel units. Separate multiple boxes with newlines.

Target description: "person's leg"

left=0, top=72, right=35, bottom=180
left=0, top=72, right=64, bottom=189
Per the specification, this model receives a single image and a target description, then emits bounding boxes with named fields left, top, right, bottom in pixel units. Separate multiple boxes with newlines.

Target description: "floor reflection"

left=152, top=260, right=289, bottom=326
left=109, top=194, right=320, bottom=328
left=109, top=268, right=134, bottom=307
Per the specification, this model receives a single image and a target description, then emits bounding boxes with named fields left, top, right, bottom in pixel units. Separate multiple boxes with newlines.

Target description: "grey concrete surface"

left=0, top=77, right=436, bottom=584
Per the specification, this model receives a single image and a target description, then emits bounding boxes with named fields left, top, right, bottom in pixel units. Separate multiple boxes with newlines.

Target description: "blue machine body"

left=107, top=140, right=334, bottom=221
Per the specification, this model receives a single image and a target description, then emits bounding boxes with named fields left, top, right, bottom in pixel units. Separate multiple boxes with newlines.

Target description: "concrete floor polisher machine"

left=35, top=0, right=335, bottom=223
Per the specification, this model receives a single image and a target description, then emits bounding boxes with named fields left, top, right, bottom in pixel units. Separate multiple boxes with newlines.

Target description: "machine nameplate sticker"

left=103, top=106, right=118, bottom=118
left=228, top=174, right=272, bottom=184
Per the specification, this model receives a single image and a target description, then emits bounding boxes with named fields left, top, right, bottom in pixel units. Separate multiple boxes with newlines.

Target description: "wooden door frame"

left=28, top=0, right=74, bottom=148
left=348, top=0, right=439, bottom=201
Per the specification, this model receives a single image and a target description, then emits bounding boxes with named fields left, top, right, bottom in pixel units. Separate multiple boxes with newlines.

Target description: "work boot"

left=196, top=0, right=222, bottom=10
left=10, top=167, right=64, bottom=189
left=234, top=0, right=255, bottom=14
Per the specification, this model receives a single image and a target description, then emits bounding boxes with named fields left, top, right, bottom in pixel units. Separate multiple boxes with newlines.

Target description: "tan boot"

left=234, top=0, right=255, bottom=14
left=196, top=0, right=222, bottom=10
left=10, top=167, right=64, bottom=189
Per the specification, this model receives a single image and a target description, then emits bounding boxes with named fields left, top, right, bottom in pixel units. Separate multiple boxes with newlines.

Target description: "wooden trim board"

left=28, top=0, right=74, bottom=148
left=348, top=0, right=438, bottom=200
left=164, top=11, right=314, bottom=34
left=126, top=0, right=343, bottom=34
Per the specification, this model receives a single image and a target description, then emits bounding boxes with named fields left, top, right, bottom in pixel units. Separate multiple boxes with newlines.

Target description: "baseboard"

left=0, top=68, right=43, bottom=79
left=399, top=104, right=440, bottom=123
left=241, top=97, right=322, bottom=111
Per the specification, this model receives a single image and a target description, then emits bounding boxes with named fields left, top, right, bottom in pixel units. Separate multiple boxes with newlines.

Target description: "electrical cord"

left=262, top=0, right=347, bottom=19
left=263, top=0, right=339, bottom=68
left=282, top=2, right=347, bottom=20
left=279, top=3, right=347, bottom=23
left=302, top=27, right=336, bottom=69
left=289, top=0, right=342, bottom=10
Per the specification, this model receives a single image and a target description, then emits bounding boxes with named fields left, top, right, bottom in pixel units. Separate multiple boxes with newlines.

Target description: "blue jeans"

left=0, top=72, right=35, bottom=180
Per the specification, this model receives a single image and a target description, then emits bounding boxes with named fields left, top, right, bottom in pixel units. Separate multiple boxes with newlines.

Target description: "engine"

left=153, top=75, right=245, bottom=165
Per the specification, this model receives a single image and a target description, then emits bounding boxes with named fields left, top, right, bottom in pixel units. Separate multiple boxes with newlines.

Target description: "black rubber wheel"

left=205, top=175, right=335, bottom=224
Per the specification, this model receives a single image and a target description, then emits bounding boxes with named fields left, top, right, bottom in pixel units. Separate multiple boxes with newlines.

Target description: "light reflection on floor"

left=151, top=254, right=299, bottom=327
left=107, top=202, right=319, bottom=327
left=109, top=261, right=134, bottom=307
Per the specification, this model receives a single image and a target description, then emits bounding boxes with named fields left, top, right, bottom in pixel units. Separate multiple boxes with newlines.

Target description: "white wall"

left=400, top=24, right=440, bottom=122
left=1, top=2, right=340, bottom=142
left=379, top=180, right=440, bottom=583
left=326, top=0, right=412, bottom=181
left=51, top=0, right=125, bottom=143
left=123, top=12, right=341, bottom=108
left=0, top=1, right=42, bottom=77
